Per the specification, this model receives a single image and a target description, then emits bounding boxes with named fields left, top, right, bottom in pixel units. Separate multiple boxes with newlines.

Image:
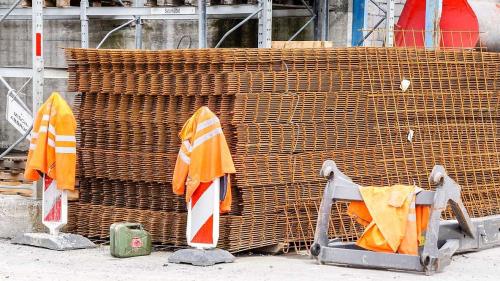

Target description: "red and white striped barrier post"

left=186, top=178, right=220, bottom=249
left=42, top=175, right=68, bottom=236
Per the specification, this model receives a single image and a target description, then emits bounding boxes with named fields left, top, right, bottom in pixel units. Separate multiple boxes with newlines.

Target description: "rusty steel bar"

left=64, top=47, right=500, bottom=253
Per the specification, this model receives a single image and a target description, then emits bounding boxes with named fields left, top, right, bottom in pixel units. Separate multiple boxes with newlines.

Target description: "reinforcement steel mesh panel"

left=65, top=48, right=499, bottom=253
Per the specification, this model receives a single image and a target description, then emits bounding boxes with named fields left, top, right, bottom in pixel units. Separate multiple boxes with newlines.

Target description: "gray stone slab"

left=11, top=232, right=96, bottom=251
left=0, top=195, right=44, bottom=239
left=168, top=248, right=235, bottom=266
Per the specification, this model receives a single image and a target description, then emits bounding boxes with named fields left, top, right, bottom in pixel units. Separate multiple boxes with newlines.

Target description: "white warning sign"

left=6, top=95, right=33, bottom=135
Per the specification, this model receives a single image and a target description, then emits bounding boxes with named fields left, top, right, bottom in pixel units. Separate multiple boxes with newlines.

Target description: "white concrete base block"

left=0, top=195, right=45, bottom=239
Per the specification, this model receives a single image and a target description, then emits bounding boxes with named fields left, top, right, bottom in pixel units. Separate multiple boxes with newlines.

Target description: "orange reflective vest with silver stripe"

left=347, top=185, right=430, bottom=255
left=24, top=92, right=77, bottom=191
left=172, top=106, right=236, bottom=213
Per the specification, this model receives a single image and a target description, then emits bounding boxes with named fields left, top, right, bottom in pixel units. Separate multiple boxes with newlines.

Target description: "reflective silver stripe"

left=55, top=135, right=76, bottom=142
left=29, top=143, right=36, bottom=150
left=55, top=147, right=76, bottom=154
left=47, top=138, right=56, bottom=148
left=407, top=213, right=416, bottom=222
left=42, top=114, right=50, bottom=121
left=192, top=127, right=223, bottom=150
left=179, top=150, right=191, bottom=165
left=39, top=126, right=47, bottom=133
left=48, top=124, right=56, bottom=136
left=30, top=132, right=38, bottom=140
left=183, top=140, right=192, bottom=153
left=196, top=117, right=220, bottom=133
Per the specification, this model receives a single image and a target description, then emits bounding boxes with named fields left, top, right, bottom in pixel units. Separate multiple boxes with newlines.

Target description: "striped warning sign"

left=42, top=175, right=68, bottom=235
left=186, top=177, right=220, bottom=249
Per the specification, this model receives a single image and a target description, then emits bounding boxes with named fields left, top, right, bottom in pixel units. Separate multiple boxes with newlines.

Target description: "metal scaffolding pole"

left=350, top=0, right=366, bottom=46
left=80, top=0, right=89, bottom=48
left=425, top=0, right=443, bottom=48
left=134, top=0, right=143, bottom=49
left=0, top=5, right=310, bottom=20
left=314, top=0, right=329, bottom=41
left=258, top=0, right=272, bottom=48
left=385, top=0, right=395, bottom=46
left=32, top=0, right=44, bottom=199
left=198, top=0, right=207, bottom=48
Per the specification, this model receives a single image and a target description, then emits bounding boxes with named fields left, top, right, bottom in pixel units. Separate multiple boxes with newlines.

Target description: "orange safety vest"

left=347, top=185, right=430, bottom=255
left=24, top=92, right=77, bottom=191
left=172, top=106, right=236, bottom=213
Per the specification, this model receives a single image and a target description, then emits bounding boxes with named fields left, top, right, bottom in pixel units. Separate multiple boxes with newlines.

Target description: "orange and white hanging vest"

left=172, top=106, right=236, bottom=213
left=24, top=92, right=77, bottom=191
left=347, top=185, right=430, bottom=255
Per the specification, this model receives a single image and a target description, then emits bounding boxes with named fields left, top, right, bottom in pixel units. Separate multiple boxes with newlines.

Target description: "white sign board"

left=42, top=175, right=68, bottom=236
left=6, top=95, right=33, bottom=135
left=151, top=7, right=196, bottom=15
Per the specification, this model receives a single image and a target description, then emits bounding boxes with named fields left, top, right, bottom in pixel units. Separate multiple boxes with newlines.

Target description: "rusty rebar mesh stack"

left=64, top=47, right=499, bottom=253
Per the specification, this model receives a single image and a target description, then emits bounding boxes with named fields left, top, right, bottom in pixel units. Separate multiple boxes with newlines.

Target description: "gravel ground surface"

left=0, top=239, right=499, bottom=281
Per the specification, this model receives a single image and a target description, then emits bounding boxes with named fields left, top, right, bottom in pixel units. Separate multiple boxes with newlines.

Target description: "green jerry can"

left=110, top=222, right=152, bottom=258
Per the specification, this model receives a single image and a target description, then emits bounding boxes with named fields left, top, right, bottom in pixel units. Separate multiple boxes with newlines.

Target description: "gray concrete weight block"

left=168, top=248, right=235, bottom=266
left=11, top=232, right=96, bottom=251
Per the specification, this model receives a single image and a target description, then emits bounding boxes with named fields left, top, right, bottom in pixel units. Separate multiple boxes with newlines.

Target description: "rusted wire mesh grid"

left=65, top=47, right=499, bottom=253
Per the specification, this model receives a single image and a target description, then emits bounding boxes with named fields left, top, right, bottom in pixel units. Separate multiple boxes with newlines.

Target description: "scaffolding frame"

left=0, top=1, right=333, bottom=79
left=0, top=1, right=331, bottom=198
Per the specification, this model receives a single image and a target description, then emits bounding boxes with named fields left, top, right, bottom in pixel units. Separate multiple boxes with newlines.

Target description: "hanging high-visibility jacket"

left=24, top=92, right=77, bottom=191
left=347, top=185, right=430, bottom=255
left=172, top=106, right=236, bottom=213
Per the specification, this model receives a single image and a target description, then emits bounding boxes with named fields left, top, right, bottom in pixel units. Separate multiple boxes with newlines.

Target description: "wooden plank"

left=0, top=184, right=79, bottom=200
left=56, top=0, right=70, bottom=7
left=0, top=171, right=27, bottom=182
left=0, top=189, right=32, bottom=197
left=0, top=156, right=27, bottom=170
left=0, top=182, right=32, bottom=197
left=271, top=41, right=333, bottom=49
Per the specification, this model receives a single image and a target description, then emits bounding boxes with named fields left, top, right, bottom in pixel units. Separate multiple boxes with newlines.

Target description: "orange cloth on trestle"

left=24, top=92, right=77, bottom=190
left=347, top=185, right=430, bottom=255
left=172, top=106, right=236, bottom=213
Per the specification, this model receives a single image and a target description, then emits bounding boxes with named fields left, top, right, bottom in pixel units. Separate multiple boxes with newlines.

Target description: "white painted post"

left=386, top=0, right=395, bottom=47
left=258, top=0, right=272, bottom=48
left=32, top=0, right=44, bottom=200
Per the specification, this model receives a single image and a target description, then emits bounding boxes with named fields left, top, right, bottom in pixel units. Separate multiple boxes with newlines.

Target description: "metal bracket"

left=311, top=160, right=499, bottom=275
left=421, top=165, right=476, bottom=274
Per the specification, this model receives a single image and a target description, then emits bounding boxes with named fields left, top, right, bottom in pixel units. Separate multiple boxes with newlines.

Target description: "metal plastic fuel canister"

left=110, top=222, right=152, bottom=258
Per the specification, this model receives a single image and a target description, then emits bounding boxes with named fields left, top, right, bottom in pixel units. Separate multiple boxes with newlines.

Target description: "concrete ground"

left=0, top=239, right=498, bottom=281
